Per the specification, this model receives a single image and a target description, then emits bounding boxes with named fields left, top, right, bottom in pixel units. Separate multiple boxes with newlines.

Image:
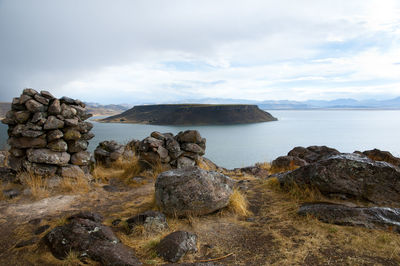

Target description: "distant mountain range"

left=162, top=97, right=400, bottom=110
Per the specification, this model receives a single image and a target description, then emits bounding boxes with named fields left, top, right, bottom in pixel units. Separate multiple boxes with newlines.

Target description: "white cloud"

left=0, top=0, right=399, bottom=102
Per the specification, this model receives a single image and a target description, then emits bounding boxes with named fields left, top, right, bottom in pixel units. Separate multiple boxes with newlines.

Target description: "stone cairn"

left=1, top=89, right=94, bottom=178
left=136, top=130, right=206, bottom=169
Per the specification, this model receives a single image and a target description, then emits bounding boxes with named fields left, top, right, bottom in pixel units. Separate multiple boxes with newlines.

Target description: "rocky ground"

left=1, top=145, right=400, bottom=265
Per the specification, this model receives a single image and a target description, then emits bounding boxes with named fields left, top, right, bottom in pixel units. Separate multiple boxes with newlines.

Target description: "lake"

left=1, top=110, right=400, bottom=169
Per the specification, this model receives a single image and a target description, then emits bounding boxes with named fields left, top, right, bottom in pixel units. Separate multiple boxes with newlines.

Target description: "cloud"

left=0, top=0, right=399, bottom=103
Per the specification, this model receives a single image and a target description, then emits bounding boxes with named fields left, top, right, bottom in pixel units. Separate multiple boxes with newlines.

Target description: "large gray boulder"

left=287, top=145, right=340, bottom=163
left=278, top=153, right=400, bottom=206
left=155, top=167, right=234, bottom=216
left=298, top=203, right=400, bottom=233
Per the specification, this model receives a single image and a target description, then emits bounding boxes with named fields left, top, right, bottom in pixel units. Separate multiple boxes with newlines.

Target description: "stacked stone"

left=1, top=89, right=94, bottom=177
left=137, top=130, right=206, bottom=169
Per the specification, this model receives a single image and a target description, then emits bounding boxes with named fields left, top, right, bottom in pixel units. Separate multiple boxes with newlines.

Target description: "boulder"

left=64, top=118, right=79, bottom=127
left=126, top=211, right=168, bottom=233
left=71, top=151, right=91, bottom=166
left=14, top=111, right=31, bottom=124
left=361, top=148, right=400, bottom=167
left=155, top=167, right=234, bottom=216
left=298, top=203, right=400, bottom=233
left=278, top=153, right=400, bottom=206
left=165, top=137, right=182, bottom=159
left=27, top=148, right=70, bottom=165
left=271, top=155, right=308, bottom=172
left=156, top=231, right=198, bottom=263
left=23, top=161, right=58, bottom=176
left=287, top=145, right=340, bottom=163
left=44, top=212, right=142, bottom=265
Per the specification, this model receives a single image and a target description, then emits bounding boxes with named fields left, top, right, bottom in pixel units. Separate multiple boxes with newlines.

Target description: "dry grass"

left=58, top=175, right=90, bottom=194
left=228, top=189, right=251, bottom=217
left=255, top=161, right=271, bottom=170
left=265, top=177, right=322, bottom=202
left=20, top=172, right=50, bottom=199
left=93, top=156, right=142, bottom=184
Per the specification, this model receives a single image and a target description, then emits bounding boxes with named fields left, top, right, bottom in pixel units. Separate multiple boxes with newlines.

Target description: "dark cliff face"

left=101, top=104, right=277, bottom=125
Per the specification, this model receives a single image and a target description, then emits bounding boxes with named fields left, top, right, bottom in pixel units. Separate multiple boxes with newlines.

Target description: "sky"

left=0, top=0, right=400, bottom=104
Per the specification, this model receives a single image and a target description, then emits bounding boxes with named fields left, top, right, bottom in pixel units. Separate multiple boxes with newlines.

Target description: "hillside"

left=101, top=104, right=277, bottom=125
left=84, top=103, right=129, bottom=116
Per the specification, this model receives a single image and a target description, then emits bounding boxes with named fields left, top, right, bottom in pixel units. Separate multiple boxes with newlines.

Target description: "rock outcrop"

left=2, top=89, right=94, bottom=177
left=278, top=153, right=400, bottom=206
left=287, top=145, right=340, bottom=163
left=137, top=130, right=207, bottom=169
left=44, top=212, right=142, bottom=265
left=155, top=167, right=234, bottom=216
left=156, top=231, right=198, bottom=263
left=298, top=203, right=400, bottom=233
left=101, top=104, right=277, bottom=125
left=358, top=148, right=400, bottom=167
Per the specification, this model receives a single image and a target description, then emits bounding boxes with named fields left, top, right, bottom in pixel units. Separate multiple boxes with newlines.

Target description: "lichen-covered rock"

left=63, top=128, right=81, bottom=140
left=271, top=155, right=308, bottom=172
left=177, top=157, right=195, bottom=169
left=94, top=140, right=125, bottom=167
left=8, top=137, right=47, bottom=149
left=44, top=116, right=64, bottom=130
left=287, top=145, right=340, bottom=163
left=47, top=129, right=63, bottom=142
left=361, top=148, right=400, bottom=167
left=298, top=203, right=400, bottom=232
left=278, top=153, right=400, bottom=206
left=48, top=99, right=61, bottom=115
left=68, top=140, right=88, bottom=153
left=59, top=165, right=85, bottom=178
left=126, top=211, right=168, bottom=233
left=27, top=148, right=70, bottom=165
left=47, top=139, right=68, bottom=152
left=155, top=167, right=234, bottom=216
left=44, top=212, right=142, bottom=265
left=156, top=231, right=198, bottom=263
left=25, top=99, right=45, bottom=113
left=176, top=130, right=202, bottom=144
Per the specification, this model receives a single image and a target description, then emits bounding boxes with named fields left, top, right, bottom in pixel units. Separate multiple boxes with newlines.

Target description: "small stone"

left=31, top=112, right=47, bottom=123
left=21, top=130, right=45, bottom=138
left=61, top=104, right=76, bottom=118
left=68, top=140, right=88, bottom=153
left=34, top=94, right=50, bottom=105
left=156, top=231, right=198, bottom=263
left=59, top=165, right=85, bottom=178
left=34, top=225, right=50, bottom=235
left=47, top=129, right=63, bottom=142
left=181, top=143, right=205, bottom=155
left=177, top=157, right=195, bottom=169
left=64, top=118, right=79, bottom=127
left=81, top=132, right=95, bottom=140
left=60, top=96, right=75, bottom=104
left=176, top=130, right=202, bottom=144
left=9, top=148, right=25, bottom=157
left=14, top=111, right=31, bottom=124
left=23, top=162, right=58, bottom=176
left=25, top=99, right=45, bottom=112
left=40, top=90, right=55, bottom=99
left=8, top=137, right=47, bottom=149
left=19, top=94, right=32, bottom=104
left=71, top=151, right=91, bottom=166
left=48, top=99, right=61, bottom=115
left=2, top=188, right=21, bottom=199
left=64, top=128, right=81, bottom=140
left=47, top=139, right=68, bottom=152
left=23, top=88, right=38, bottom=96
left=77, top=121, right=93, bottom=133
left=44, top=116, right=64, bottom=130
left=15, top=237, right=39, bottom=248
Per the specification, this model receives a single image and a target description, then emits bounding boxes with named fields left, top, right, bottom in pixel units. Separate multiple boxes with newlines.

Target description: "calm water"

left=1, top=110, right=400, bottom=169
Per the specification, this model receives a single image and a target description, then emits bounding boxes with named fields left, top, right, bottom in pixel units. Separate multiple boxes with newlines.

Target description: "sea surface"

left=1, top=110, right=400, bottom=169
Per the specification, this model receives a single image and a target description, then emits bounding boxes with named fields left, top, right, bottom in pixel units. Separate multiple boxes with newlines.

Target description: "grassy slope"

left=0, top=160, right=399, bottom=265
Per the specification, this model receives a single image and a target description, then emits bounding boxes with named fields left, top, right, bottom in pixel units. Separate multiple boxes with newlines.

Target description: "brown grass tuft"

left=58, top=175, right=90, bottom=194
left=228, top=189, right=251, bottom=217
left=255, top=161, right=271, bottom=170
left=265, top=177, right=322, bottom=202
left=20, top=172, right=49, bottom=199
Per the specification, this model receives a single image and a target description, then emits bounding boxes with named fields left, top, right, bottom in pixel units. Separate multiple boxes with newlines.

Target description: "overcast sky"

left=1, top=0, right=400, bottom=104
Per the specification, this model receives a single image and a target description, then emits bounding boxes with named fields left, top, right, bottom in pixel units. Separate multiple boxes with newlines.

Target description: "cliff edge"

left=100, top=104, right=277, bottom=125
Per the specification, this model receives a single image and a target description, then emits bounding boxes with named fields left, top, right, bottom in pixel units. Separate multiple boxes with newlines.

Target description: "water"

left=1, top=110, right=400, bottom=169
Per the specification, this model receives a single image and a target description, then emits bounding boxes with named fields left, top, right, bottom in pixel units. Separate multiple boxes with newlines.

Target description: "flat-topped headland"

left=100, top=104, right=277, bottom=125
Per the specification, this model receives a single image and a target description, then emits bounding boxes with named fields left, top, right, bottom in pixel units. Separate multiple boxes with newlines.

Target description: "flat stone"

left=19, top=94, right=32, bottom=104
left=27, top=148, right=70, bottom=165
left=48, top=99, right=61, bottom=115
left=64, top=118, right=79, bottom=127
left=31, top=112, right=47, bottom=123
left=34, top=94, right=50, bottom=105
left=14, top=111, right=31, bottom=124
left=44, top=116, right=64, bottom=130
left=23, top=88, right=38, bottom=96
left=40, top=90, right=55, bottom=99
left=64, top=128, right=81, bottom=140
left=47, top=129, right=63, bottom=142
left=25, top=99, right=45, bottom=113
left=8, top=137, right=47, bottom=149
left=21, top=130, right=45, bottom=138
